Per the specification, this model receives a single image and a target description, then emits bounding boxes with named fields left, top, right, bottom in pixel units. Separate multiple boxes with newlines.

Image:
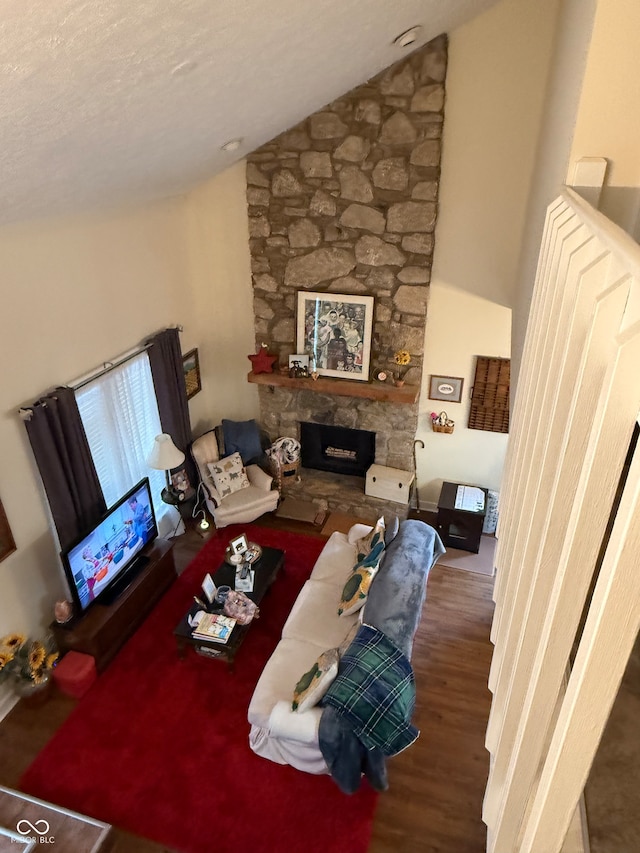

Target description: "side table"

left=436, top=481, right=488, bottom=553
left=166, top=492, right=214, bottom=537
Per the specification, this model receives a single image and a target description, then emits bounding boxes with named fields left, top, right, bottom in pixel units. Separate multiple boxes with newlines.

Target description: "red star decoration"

left=248, top=347, right=277, bottom=374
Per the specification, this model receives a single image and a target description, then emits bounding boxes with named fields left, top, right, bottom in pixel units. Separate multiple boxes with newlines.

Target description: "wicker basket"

left=269, top=459, right=301, bottom=489
left=431, top=411, right=455, bottom=433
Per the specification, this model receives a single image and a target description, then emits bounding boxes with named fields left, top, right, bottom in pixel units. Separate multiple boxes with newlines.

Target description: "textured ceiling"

left=2, top=0, right=500, bottom=227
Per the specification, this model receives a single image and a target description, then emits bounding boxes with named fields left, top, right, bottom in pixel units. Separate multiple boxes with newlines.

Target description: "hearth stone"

left=279, top=468, right=411, bottom=522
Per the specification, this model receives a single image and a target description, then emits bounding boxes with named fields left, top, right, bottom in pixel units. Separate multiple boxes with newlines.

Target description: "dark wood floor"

left=0, top=512, right=495, bottom=853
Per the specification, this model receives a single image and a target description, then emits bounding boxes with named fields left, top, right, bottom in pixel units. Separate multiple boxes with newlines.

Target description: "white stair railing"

left=484, top=188, right=640, bottom=853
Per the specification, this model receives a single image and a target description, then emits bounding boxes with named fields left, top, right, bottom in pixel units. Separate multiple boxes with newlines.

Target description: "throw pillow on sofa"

left=354, top=516, right=385, bottom=562
left=384, top=515, right=400, bottom=546
left=292, top=648, right=339, bottom=712
left=354, top=539, right=385, bottom=571
left=208, top=452, right=250, bottom=499
left=338, top=559, right=381, bottom=617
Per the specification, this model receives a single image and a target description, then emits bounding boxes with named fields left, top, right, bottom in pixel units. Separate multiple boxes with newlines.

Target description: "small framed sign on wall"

left=429, top=375, right=464, bottom=403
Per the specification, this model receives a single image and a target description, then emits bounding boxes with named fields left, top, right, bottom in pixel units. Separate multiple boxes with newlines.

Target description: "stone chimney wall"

left=246, top=36, right=447, bottom=471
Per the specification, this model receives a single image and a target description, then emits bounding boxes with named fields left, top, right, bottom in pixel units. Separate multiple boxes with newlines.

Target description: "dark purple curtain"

left=24, top=387, right=107, bottom=550
left=146, top=328, right=195, bottom=483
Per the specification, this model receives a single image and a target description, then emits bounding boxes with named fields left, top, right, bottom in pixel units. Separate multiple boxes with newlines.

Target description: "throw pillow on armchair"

left=208, top=453, right=250, bottom=498
left=221, top=419, right=265, bottom=465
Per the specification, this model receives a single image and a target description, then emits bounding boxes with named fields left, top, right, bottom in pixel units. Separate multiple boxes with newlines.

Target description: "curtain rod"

left=69, top=343, right=154, bottom=391
left=18, top=325, right=184, bottom=416
left=70, top=324, right=183, bottom=390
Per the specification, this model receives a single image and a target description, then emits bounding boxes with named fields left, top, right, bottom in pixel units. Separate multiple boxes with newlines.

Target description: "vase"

left=54, top=599, right=73, bottom=623
left=14, top=674, right=52, bottom=708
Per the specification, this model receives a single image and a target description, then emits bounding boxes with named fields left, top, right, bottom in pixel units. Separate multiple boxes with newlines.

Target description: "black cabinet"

left=436, top=481, right=487, bottom=554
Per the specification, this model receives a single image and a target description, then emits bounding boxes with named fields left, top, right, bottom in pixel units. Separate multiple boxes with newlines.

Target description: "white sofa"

left=248, top=526, right=362, bottom=774
left=248, top=518, right=445, bottom=789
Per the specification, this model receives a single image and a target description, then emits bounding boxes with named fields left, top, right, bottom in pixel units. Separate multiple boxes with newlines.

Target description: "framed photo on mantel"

left=296, top=291, right=373, bottom=382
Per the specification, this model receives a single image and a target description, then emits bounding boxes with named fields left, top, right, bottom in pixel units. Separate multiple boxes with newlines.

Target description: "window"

left=76, top=353, right=170, bottom=527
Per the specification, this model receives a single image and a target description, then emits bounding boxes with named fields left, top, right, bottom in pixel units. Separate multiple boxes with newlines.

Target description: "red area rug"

left=21, top=525, right=378, bottom=852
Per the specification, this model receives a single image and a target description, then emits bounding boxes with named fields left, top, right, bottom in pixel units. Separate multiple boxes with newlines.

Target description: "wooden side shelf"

left=247, top=371, right=419, bottom=404
left=51, top=538, right=176, bottom=672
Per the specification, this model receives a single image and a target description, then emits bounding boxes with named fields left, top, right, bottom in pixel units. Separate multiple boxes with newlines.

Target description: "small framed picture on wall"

left=429, top=375, right=464, bottom=403
left=0, top=498, right=16, bottom=564
left=182, top=348, right=202, bottom=399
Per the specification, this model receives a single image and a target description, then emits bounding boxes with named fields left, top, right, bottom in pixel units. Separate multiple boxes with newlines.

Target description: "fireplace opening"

left=300, top=422, right=375, bottom=478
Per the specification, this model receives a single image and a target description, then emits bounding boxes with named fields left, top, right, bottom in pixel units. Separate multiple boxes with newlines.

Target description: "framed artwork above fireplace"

left=297, top=291, right=373, bottom=382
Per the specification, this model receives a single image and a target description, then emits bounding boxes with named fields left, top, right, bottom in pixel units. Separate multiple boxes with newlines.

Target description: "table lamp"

left=147, top=433, right=186, bottom=504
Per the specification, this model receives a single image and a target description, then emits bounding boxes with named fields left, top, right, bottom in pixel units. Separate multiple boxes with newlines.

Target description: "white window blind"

left=75, top=353, right=169, bottom=526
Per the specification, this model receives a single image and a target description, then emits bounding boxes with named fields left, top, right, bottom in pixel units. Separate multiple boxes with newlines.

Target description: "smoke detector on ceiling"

left=221, top=138, right=243, bottom=152
left=171, top=60, right=198, bottom=76
left=393, top=26, right=422, bottom=48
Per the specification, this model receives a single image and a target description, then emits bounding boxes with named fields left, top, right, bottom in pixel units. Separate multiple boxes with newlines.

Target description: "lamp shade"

left=147, top=434, right=185, bottom=471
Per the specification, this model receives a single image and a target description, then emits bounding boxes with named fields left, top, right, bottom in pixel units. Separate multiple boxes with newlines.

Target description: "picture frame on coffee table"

left=296, top=291, right=373, bottom=382
left=229, top=534, right=248, bottom=558
left=202, top=573, right=217, bottom=605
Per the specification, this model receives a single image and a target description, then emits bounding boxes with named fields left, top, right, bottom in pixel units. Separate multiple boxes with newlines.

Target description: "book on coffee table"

left=191, top=613, right=236, bottom=644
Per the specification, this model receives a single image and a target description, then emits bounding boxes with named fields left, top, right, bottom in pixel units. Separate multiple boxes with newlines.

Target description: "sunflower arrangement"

left=0, top=633, right=58, bottom=686
left=392, top=349, right=412, bottom=380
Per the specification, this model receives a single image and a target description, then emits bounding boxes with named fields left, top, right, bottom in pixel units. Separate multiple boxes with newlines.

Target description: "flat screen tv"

left=61, top=478, right=158, bottom=614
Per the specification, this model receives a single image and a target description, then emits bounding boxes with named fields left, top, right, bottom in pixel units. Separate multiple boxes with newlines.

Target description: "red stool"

left=53, top=651, right=97, bottom=698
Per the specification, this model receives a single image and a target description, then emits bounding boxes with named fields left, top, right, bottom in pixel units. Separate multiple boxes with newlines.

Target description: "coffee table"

left=173, top=545, right=285, bottom=670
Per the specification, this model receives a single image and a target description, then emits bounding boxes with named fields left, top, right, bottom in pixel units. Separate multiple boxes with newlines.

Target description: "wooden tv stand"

left=51, top=538, right=176, bottom=673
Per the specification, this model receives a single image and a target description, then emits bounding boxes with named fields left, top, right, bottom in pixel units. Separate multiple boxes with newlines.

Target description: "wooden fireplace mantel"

left=247, top=371, right=419, bottom=404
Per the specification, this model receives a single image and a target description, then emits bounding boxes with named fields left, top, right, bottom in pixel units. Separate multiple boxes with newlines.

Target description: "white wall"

left=0, top=167, right=255, bottom=715
left=431, top=0, right=561, bottom=309
left=182, top=161, right=259, bottom=438
left=416, top=0, right=560, bottom=507
left=417, top=284, right=511, bottom=507
left=0, top=199, right=189, bottom=645
left=512, top=0, right=640, bottom=385
left=568, top=0, right=640, bottom=239
left=511, top=0, right=597, bottom=383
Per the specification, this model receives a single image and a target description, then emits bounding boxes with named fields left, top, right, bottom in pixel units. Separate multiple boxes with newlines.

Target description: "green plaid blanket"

left=322, top=623, right=418, bottom=756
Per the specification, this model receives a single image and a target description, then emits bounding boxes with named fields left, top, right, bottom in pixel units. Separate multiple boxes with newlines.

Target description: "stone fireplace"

left=245, top=36, right=448, bottom=515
